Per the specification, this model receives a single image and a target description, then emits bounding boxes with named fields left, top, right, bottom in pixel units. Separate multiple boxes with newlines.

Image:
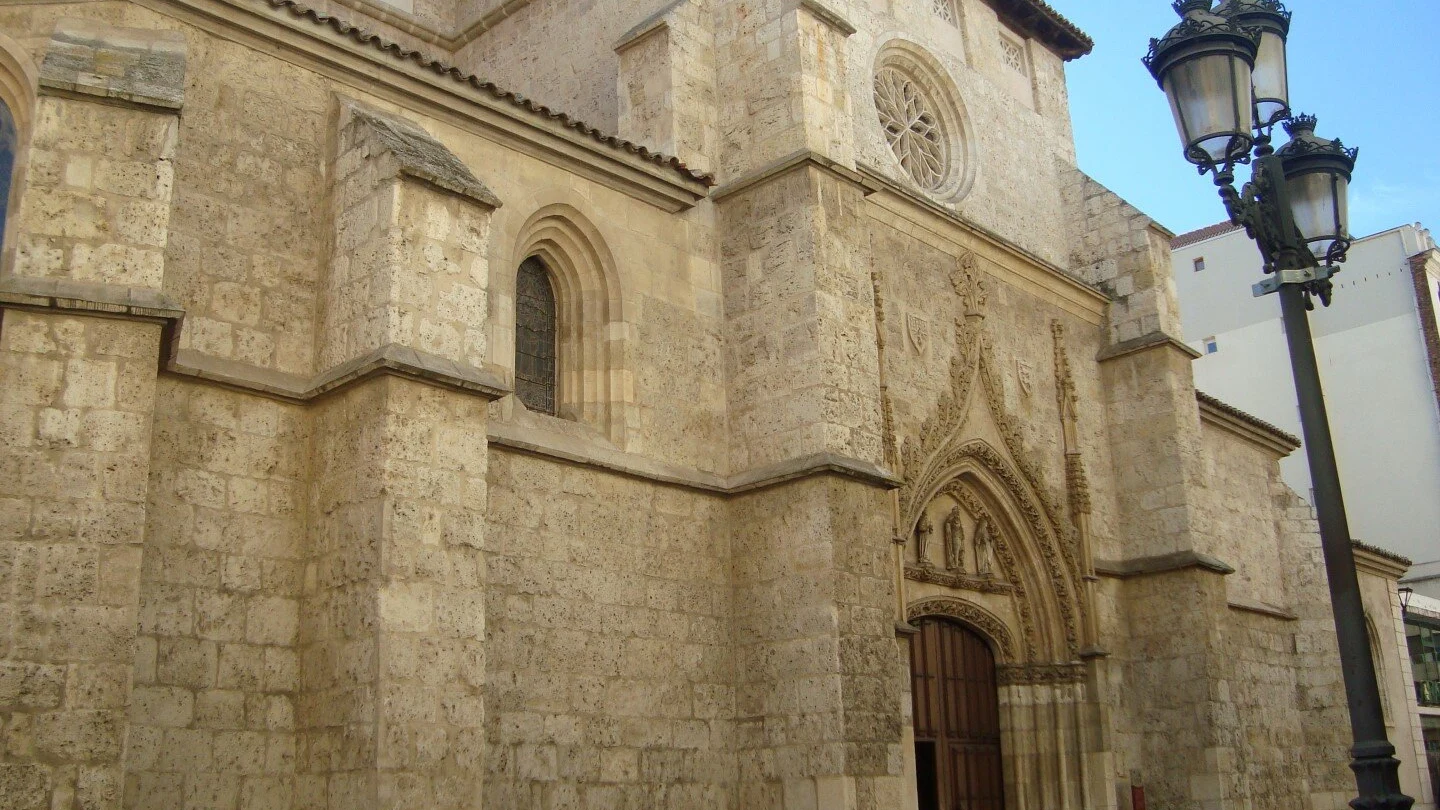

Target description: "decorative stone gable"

left=897, top=253, right=1086, bottom=663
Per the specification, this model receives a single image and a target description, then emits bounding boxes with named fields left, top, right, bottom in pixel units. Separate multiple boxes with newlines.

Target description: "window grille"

left=1194, top=256, right=1206, bottom=272
left=932, top=0, right=956, bottom=25
left=515, top=257, right=557, bottom=415
left=999, top=36, right=1026, bottom=76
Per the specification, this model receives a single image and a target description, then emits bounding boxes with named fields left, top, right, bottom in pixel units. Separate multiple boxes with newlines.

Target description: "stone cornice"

left=614, top=0, right=683, bottom=52
left=136, top=0, right=711, bottom=211
left=856, top=165, right=1109, bottom=326
left=491, top=416, right=900, bottom=495
left=1353, top=540, right=1411, bottom=580
left=1094, top=550, right=1235, bottom=579
left=169, top=345, right=512, bottom=403
left=1095, top=330, right=1202, bottom=363
left=321, top=0, right=537, bottom=52
left=796, top=0, right=857, bottom=37
left=1196, top=391, right=1300, bottom=456
left=1226, top=596, right=1298, bottom=621
left=0, top=275, right=185, bottom=323
left=710, top=149, right=875, bottom=202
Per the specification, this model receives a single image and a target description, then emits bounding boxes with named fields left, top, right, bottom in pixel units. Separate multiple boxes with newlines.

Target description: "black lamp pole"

left=1144, top=2, right=1413, bottom=808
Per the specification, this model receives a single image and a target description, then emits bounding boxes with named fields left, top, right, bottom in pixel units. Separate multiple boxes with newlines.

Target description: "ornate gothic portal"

left=910, top=619, right=1005, bottom=810
left=895, top=257, right=1108, bottom=809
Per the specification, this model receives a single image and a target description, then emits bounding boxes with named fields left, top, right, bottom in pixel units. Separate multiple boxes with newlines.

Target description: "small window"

left=515, top=256, right=557, bottom=415
left=0, top=97, right=16, bottom=253
left=932, top=0, right=956, bottom=24
left=999, top=35, right=1027, bottom=76
left=1193, top=256, right=1206, bottom=272
left=1203, top=337, right=1218, bottom=355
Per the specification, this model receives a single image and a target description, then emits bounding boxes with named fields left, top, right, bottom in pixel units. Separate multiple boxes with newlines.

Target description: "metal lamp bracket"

left=1252, top=264, right=1338, bottom=297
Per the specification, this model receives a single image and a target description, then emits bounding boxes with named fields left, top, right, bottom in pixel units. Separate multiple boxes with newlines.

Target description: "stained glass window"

left=515, top=256, right=557, bottom=415
left=0, top=99, right=16, bottom=253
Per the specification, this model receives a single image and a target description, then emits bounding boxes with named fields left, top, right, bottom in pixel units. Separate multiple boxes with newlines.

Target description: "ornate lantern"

left=1276, top=115, right=1359, bottom=264
left=1144, top=0, right=1260, bottom=169
left=1216, top=0, right=1292, bottom=128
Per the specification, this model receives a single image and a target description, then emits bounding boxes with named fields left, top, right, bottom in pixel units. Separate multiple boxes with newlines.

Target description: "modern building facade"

left=1406, top=591, right=1440, bottom=796
left=0, top=2, right=1433, bottom=809
left=1172, top=221, right=1440, bottom=597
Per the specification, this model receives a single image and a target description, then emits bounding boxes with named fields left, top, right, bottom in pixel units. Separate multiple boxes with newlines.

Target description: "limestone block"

left=37, top=19, right=185, bottom=110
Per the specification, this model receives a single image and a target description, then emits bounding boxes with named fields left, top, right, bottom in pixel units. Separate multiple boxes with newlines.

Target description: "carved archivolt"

left=897, top=272, right=1086, bottom=659
left=907, top=597, right=1016, bottom=663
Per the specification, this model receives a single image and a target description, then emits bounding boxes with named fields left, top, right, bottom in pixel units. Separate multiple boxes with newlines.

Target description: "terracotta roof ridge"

left=1171, top=220, right=1242, bottom=250
left=1195, top=390, right=1301, bottom=447
left=259, top=0, right=715, bottom=186
left=982, top=0, right=1093, bottom=60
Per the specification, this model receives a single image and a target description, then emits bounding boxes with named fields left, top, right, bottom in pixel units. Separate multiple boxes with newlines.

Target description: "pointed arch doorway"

left=911, top=617, right=1005, bottom=810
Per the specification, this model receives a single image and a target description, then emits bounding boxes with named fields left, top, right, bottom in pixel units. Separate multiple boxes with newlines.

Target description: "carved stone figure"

left=943, top=505, right=965, bottom=572
left=915, top=510, right=934, bottom=567
left=974, top=516, right=996, bottom=578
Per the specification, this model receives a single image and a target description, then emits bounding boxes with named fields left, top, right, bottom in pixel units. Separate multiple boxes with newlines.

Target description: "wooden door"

left=911, top=618, right=1005, bottom=810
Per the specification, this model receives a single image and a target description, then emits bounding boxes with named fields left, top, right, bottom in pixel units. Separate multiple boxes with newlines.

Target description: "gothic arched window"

left=515, top=256, right=558, bottom=415
left=0, top=98, right=16, bottom=252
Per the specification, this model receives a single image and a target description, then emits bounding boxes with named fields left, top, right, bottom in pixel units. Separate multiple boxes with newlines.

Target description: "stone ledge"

left=169, top=344, right=511, bottom=403
left=1196, top=391, right=1301, bottom=456
left=341, top=98, right=502, bottom=208
left=1353, top=540, right=1412, bottom=580
left=856, top=164, right=1110, bottom=314
left=711, top=149, right=875, bottom=202
left=491, top=416, right=900, bottom=495
left=614, top=0, right=681, bottom=52
left=0, top=274, right=185, bottom=322
left=727, top=452, right=901, bottom=494
left=38, top=19, right=187, bottom=111
left=797, top=0, right=857, bottom=36
left=1226, top=596, right=1298, bottom=621
left=1094, top=550, right=1235, bottom=579
left=1095, top=330, right=1202, bottom=363
left=489, top=416, right=729, bottom=492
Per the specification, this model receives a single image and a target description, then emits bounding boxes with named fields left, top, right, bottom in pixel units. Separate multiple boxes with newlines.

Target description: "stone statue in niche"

left=915, top=510, right=934, bottom=567
left=974, top=515, right=996, bottom=578
left=943, top=505, right=965, bottom=572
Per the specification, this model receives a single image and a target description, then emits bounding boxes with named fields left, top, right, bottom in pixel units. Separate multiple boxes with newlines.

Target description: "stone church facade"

left=0, top=1, right=1432, bottom=809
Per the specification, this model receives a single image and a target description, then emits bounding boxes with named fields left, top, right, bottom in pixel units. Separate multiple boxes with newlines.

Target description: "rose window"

left=873, top=67, right=949, bottom=191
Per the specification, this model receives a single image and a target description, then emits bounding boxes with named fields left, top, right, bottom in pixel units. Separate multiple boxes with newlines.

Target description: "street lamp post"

left=1143, top=2, right=1415, bottom=808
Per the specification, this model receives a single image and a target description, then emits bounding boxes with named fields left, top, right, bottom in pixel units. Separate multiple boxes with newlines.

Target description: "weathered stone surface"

left=0, top=3, right=1429, bottom=810
left=38, top=19, right=186, bottom=110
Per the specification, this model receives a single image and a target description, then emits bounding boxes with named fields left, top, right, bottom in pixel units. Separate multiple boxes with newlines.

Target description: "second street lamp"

left=1144, top=2, right=1414, bottom=808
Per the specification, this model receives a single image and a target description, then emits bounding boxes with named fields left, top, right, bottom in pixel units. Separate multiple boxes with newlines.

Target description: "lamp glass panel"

left=1251, top=30, right=1289, bottom=126
left=1162, top=53, right=1253, bottom=164
left=1289, top=171, right=1348, bottom=260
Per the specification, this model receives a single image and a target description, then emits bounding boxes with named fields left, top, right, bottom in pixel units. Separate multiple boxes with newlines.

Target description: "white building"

left=1171, top=222, right=1440, bottom=595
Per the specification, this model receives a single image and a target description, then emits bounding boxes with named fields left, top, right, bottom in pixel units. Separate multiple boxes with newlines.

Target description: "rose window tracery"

left=873, top=66, right=949, bottom=191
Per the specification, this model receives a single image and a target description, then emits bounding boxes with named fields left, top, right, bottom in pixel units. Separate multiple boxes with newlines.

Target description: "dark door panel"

left=911, top=619, right=1004, bottom=810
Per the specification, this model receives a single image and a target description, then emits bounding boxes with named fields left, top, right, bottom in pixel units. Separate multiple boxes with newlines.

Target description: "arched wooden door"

left=911, top=618, right=1005, bottom=810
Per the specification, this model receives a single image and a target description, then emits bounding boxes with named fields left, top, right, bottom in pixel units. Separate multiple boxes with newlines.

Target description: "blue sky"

left=1059, top=0, right=1440, bottom=240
